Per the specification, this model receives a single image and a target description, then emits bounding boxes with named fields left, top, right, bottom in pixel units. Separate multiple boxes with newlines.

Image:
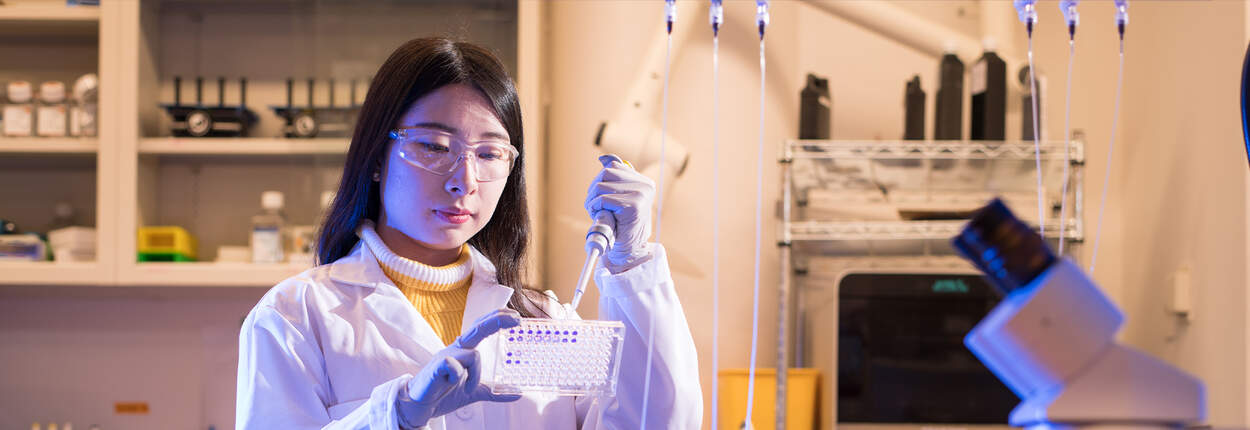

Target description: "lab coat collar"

left=325, top=237, right=516, bottom=345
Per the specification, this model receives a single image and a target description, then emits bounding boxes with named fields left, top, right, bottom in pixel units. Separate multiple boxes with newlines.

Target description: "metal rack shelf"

left=773, top=138, right=1086, bottom=429
left=789, top=218, right=1081, bottom=242
left=788, top=139, right=1084, bottom=162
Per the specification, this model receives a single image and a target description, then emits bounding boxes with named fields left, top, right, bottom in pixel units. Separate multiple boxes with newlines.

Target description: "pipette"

left=568, top=155, right=621, bottom=311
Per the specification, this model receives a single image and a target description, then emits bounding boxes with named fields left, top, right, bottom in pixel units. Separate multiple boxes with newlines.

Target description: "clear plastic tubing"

left=1025, top=8, right=1045, bottom=236
left=710, top=1, right=724, bottom=429
left=1058, top=0, right=1079, bottom=255
left=637, top=2, right=676, bottom=428
left=744, top=1, right=769, bottom=428
left=1092, top=1, right=1128, bottom=276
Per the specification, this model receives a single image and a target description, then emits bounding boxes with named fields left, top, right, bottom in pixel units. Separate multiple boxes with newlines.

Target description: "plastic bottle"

left=4, top=81, right=35, bottom=137
left=903, top=75, right=925, bottom=140
left=970, top=39, right=1007, bottom=141
left=37, top=81, right=68, bottom=137
left=798, top=73, right=831, bottom=139
left=251, top=191, right=286, bottom=263
left=934, top=46, right=963, bottom=141
left=70, top=74, right=99, bottom=137
left=1020, top=66, right=1042, bottom=140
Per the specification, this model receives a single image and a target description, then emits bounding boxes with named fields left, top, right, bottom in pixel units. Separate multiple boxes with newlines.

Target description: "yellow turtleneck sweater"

left=360, top=224, right=472, bottom=346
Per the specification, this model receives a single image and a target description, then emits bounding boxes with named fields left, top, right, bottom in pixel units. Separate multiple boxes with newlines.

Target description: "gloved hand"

left=585, top=155, right=656, bottom=273
left=396, top=309, right=523, bottom=429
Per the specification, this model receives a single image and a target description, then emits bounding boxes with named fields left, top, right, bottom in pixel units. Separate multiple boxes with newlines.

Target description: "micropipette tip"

left=755, top=0, right=769, bottom=40
left=710, top=0, right=723, bottom=37
left=1115, top=1, right=1128, bottom=40
left=665, top=0, right=676, bottom=34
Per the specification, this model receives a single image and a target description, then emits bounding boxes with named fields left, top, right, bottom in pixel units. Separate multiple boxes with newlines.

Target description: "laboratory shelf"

left=0, top=137, right=98, bottom=155
left=788, top=218, right=1081, bottom=242
left=0, top=3, right=99, bottom=21
left=138, top=137, right=350, bottom=156
left=788, top=139, right=1083, bottom=161
left=0, top=3, right=99, bottom=36
left=121, top=262, right=311, bottom=287
left=0, top=262, right=107, bottom=286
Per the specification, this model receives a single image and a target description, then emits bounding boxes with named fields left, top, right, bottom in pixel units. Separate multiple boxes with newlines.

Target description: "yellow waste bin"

left=719, top=368, right=820, bottom=430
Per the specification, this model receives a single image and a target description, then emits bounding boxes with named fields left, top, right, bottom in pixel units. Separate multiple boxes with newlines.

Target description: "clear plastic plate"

left=492, top=318, right=626, bottom=397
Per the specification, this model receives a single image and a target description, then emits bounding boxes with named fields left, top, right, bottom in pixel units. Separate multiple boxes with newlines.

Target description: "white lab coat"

left=236, top=240, right=702, bottom=430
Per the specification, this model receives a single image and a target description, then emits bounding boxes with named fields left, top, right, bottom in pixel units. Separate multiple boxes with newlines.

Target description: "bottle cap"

left=8, top=81, right=32, bottom=103
left=73, top=74, right=99, bottom=102
left=982, top=37, right=998, bottom=52
left=943, top=40, right=959, bottom=54
left=261, top=191, right=285, bottom=210
left=40, top=81, right=66, bottom=103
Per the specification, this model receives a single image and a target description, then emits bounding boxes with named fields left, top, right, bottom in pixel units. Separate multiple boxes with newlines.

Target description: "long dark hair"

left=318, top=37, right=545, bottom=317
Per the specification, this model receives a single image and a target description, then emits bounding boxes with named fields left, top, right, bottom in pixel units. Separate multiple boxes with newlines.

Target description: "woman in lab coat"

left=235, top=38, right=702, bottom=429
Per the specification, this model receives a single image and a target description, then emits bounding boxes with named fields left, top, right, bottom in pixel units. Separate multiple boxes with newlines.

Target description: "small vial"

left=37, top=81, right=69, bottom=137
left=251, top=191, right=286, bottom=263
left=4, top=81, right=35, bottom=137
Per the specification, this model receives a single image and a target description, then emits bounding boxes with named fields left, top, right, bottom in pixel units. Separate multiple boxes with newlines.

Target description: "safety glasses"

left=389, top=127, right=518, bottom=182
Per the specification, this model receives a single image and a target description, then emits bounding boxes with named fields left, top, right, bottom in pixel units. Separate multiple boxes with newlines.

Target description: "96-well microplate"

left=492, top=318, right=626, bottom=397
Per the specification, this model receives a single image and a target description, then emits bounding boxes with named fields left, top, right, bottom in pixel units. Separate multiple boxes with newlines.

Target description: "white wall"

left=1114, top=1, right=1248, bottom=425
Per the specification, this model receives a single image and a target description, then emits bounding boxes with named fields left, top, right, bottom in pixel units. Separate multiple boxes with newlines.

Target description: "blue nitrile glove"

left=396, top=309, right=523, bottom=429
left=585, top=155, right=657, bottom=273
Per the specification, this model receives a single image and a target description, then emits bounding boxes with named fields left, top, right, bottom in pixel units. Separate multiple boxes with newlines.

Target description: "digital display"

left=932, top=279, right=971, bottom=294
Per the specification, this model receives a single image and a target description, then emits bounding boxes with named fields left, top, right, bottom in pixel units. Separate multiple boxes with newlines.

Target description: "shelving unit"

left=0, top=3, right=100, bottom=21
left=1, top=0, right=535, bottom=289
left=0, top=137, right=98, bottom=155
left=0, top=261, right=105, bottom=285
left=0, top=0, right=108, bottom=286
left=773, top=138, right=1086, bottom=427
left=122, top=262, right=312, bottom=287
left=0, top=2, right=99, bottom=37
left=137, top=137, right=349, bottom=156
left=789, top=218, right=1080, bottom=242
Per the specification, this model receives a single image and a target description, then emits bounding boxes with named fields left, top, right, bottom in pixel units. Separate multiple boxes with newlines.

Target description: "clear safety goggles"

left=389, top=128, right=519, bottom=182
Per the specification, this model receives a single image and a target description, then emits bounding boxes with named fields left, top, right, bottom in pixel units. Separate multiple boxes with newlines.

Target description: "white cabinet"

left=0, top=2, right=110, bottom=285
left=2, top=0, right=539, bottom=288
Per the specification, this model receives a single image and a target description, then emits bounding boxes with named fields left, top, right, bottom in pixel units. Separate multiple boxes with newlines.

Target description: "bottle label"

left=3, top=105, right=32, bottom=136
left=252, top=228, right=283, bottom=263
left=37, top=105, right=67, bottom=137
left=971, top=61, right=988, bottom=95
